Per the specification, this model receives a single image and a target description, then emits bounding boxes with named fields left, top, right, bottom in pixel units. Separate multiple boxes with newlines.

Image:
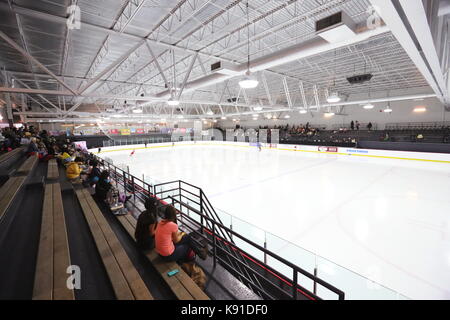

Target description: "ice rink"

left=100, top=144, right=450, bottom=300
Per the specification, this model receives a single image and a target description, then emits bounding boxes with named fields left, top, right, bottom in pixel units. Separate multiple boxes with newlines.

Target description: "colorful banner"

left=120, top=129, right=131, bottom=136
left=109, top=129, right=119, bottom=135
left=136, top=128, right=145, bottom=134
left=73, top=141, right=88, bottom=151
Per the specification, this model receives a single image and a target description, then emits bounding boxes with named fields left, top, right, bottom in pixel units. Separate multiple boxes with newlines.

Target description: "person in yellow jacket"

left=57, top=150, right=72, bottom=164
left=66, top=157, right=83, bottom=180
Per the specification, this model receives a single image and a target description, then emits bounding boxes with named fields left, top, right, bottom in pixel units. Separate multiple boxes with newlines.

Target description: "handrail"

left=169, top=196, right=345, bottom=300
left=93, top=153, right=345, bottom=300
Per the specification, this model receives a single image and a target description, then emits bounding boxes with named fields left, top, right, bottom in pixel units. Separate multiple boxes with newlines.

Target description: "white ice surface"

left=100, top=144, right=450, bottom=300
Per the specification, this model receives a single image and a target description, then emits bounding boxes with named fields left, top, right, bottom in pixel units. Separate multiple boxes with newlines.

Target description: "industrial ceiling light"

left=132, top=108, right=143, bottom=114
left=221, top=116, right=227, bottom=120
left=239, top=1, right=259, bottom=90
left=299, top=109, right=308, bottom=114
left=327, top=49, right=340, bottom=103
left=239, top=72, right=259, bottom=89
left=206, top=108, right=214, bottom=115
left=253, top=106, right=263, bottom=111
left=383, top=107, right=393, bottom=113
left=414, top=106, right=427, bottom=113
left=327, top=92, right=341, bottom=103
left=284, top=115, right=291, bottom=119
left=167, top=99, right=180, bottom=106
left=324, top=112, right=335, bottom=117
left=363, top=89, right=374, bottom=110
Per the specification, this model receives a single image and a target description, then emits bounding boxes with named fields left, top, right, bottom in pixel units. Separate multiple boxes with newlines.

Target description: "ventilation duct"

left=142, top=25, right=389, bottom=105
left=316, top=11, right=357, bottom=43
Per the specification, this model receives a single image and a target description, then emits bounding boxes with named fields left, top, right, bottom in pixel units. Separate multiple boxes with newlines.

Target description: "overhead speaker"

left=347, top=74, right=373, bottom=85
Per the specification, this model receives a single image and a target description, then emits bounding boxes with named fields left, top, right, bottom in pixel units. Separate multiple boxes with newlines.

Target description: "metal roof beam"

left=0, top=30, right=78, bottom=95
left=369, top=0, right=448, bottom=105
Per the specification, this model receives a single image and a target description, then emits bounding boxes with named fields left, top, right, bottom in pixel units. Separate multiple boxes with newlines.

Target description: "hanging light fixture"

left=239, top=1, right=259, bottom=89
left=253, top=106, right=263, bottom=111
left=327, top=92, right=341, bottom=103
left=167, top=99, right=180, bottom=106
left=363, top=103, right=374, bottom=110
left=383, top=92, right=392, bottom=113
left=363, top=87, right=374, bottom=109
left=299, top=108, right=308, bottom=114
left=327, top=49, right=341, bottom=103
left=206, top=108, right=214, bottom=115
left=413, top=106, right=427, bottom=113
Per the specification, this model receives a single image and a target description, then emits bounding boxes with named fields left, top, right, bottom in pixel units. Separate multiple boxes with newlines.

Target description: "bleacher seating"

left=0, top=154, right=38, bottom=221
left=33, top=181, right=74, bottom=300
left=117, top=214, right=210, bottom=300
left=74, top=187, right=153, bottom=300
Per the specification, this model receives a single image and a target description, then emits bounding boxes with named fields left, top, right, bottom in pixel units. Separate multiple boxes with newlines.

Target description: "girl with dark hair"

left=95, top=170, right=112, bottom=202
left=87, top=160, right=101, bottom=185
left=155, top=205, right=208, bottom=263
left=135, top=197, right=158, bottom=250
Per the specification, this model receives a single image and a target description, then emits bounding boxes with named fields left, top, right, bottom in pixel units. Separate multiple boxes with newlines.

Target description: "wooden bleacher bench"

left=16, top=154, right=38, bottom=175
left=0, top=154, right=38, bottom=221
left=33, top=182, right=74, bottom=300
left=0, top=146, right=24, bottom=165
left=47, top=159, right=59, bottom=180
left=117, top=214, right=210, bottom=300
left=74, top=187, right=153, bottom=300
left=0, top=176, right=26, bottom=221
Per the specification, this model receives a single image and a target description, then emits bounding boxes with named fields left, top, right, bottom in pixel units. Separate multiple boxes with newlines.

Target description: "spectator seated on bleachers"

left=416, top=134, right=424, bottom=142
left=66, top=157, right=84, bottom=181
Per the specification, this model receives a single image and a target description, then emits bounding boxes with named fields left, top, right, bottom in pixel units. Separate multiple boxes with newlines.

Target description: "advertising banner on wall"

left=120, top=129, right=131, bottom=136
left=109, top=129, right=119, bottom=135
left=318, top=146, right=338, bottom=153
left=136, top=128, right=145, bottom=134
left=73, top=141, right=88, bottom=151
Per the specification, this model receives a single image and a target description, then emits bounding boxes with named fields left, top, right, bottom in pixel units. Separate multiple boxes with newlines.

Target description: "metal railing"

left=93, top=154, right=345, bottom=300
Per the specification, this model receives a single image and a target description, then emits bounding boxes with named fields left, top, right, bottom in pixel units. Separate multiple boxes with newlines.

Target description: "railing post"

left=131, top=176, right=135, bottom=204
left=313, top=267, right=318, bottom=296
left=293, top=270, right=298, bottom=300
left=213, top=221, right=217, bottom=268
left=230, top=216, right=233, bottom=242
left=178, top=181, right=182, bottom=212
left=123, top=168, right=126, bottom=195
left=200, top=191, right=204, bottom=233
left=264, top=233, right=267, bottom=265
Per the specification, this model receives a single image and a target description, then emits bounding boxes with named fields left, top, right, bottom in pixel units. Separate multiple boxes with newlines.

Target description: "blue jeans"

left=160, top=235, right=194, bottom=263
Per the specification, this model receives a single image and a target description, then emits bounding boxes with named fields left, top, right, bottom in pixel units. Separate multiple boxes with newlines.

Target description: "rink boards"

left=92, top=141, right=450, bottom=164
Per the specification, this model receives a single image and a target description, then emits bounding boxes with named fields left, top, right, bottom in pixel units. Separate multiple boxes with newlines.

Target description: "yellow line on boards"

left=95, top=143, right=450, bottom=164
